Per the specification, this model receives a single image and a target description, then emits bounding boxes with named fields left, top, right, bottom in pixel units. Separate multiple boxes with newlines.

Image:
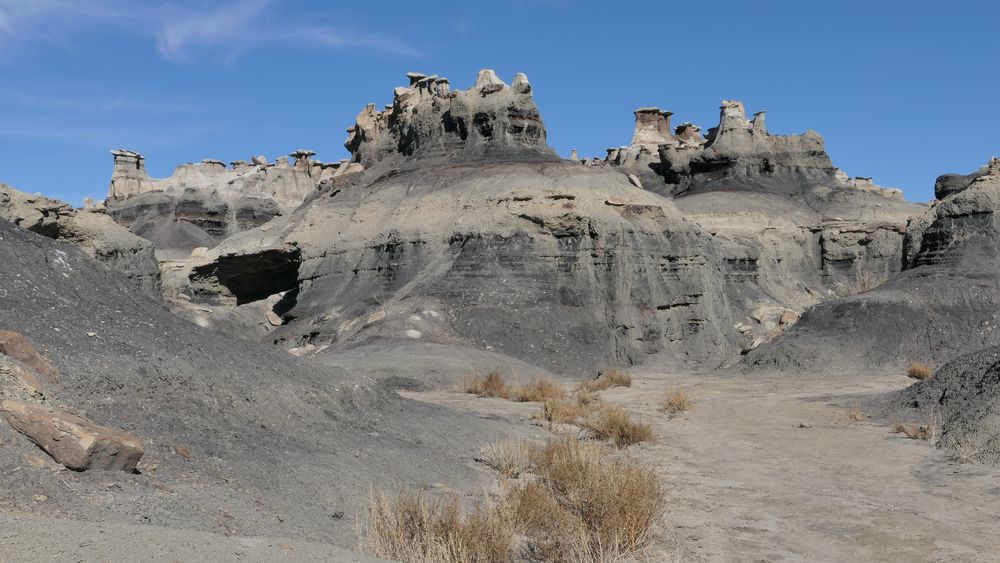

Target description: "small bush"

left=521, top=436, right=666, bottom=560
left=583, top=403, right=654, bottom=447
left=477, top=439, right=536, bottom=478
left=579, top=368, right=632, bottom=393
left=458, top=370, right=510, bottom=398
left=848, top=404, right=866, bottom=422
left=363, top=489, right=513, bottom=563
left=505, top=481, right=588, bottom=561
left=540, top=393, right=598, bottom=425
left=510, top=378, right=565, bottom=403
left=907, top=362, right=933, bottom=380
left=661, top=389, right=694, bottom=414
left=479, top=370, right=509, bottom=398
left=893, top=421, right=935, bottom=440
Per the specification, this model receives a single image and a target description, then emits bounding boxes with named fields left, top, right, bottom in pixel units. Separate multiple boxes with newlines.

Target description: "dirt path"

left=408, top=371, right=1000, bottom=563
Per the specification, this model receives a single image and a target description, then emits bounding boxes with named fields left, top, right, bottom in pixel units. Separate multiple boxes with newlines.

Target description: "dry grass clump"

left=579, top=368, right=632, bottom=393
left=476, top=439, right=536, bottom=478
left=661, top=389, right=695, bottom=414
left=458, top=370, right=509, bottom=398
left=506, top=436, right=665, bottom=561
left=892, top=421, right=935, bottom=440
left=376, top=437, right=666, bottom=562
left=363, top=489, right=513, bottom=563
left=847, top=404, right=867, bottom=422
left=540, top=393, right=598, bottom=424
left=509, top=378, right=565, bottom=403
left=459, top=372, right=568, bottom=404
left=907, top=362, right=934, bottom=380
left=582, top=403, right=655, bottom=447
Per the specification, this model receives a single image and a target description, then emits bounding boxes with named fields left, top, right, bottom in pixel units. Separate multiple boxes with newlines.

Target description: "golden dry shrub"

left=661, top=389, right=694, bottom=414
left=540, top=393, right=599, bottom=425
left=579, top=368, right=632, bottom=393
left=458, top=370, right=510, bottom=399
left=505, top=481, right=589, bottom=562
left=583, top=403, right=654, bottom=447
left=509, top=378, right=565, bottom=403
left=525, top=437, right=666, bottom=560
left=907, top=362, right=934, bottom=380
left=363, top=489, right=513, bottom=563
left=477, top=438, right=536, bottom=478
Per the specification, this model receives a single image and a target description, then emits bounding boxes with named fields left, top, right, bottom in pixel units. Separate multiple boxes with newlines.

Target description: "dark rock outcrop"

left=894, top=345, right=1000, bottom=464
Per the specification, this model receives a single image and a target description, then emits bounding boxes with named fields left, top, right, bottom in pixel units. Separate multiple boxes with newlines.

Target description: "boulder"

left=1, top=400, right=144, bottom=472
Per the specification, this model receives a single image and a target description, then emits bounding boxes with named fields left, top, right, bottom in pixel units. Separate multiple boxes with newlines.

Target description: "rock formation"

left=106, top=148, right=340, bottom=210
left=0, top=182, right=160, bottom=292
left=344, top=69, right=556, bottom=172
left=163, top=70, right=768, bottom=375
left=157, top=70, right=923, bottom=377
left=103, top=149, right=355, bottom=259
left=746, top=157, right=1000, bottom=373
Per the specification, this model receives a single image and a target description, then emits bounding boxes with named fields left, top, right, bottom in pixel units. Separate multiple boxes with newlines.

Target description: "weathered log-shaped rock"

left=1, top=400, right=144, bottom=472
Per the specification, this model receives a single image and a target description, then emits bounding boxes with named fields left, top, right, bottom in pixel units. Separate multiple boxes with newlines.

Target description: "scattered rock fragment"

left=266, top=311, right=283, bottom=326
left=0, top=330, right=59, bottom=384
left=779, top=310, right=799, bottom=326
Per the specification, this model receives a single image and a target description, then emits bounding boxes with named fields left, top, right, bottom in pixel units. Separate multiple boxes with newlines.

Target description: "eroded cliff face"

left=103, top=149, right=363, bottom=259
left=579, top=99, right=922, bottom=329
left=165, top=71, right=774, bottom=375
left=747, top=157, right=1000, bottom=373
left=153, top=70, right=924, bottom=377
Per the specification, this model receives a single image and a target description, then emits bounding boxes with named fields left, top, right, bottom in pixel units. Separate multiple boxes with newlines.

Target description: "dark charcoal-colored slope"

left=0, top=219, right=500, bottom=544
left=893, top=345, right=1000, bottom=464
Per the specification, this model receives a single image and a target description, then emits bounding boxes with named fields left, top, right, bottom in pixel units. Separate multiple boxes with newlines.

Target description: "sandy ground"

left=0, top=510, right=388, bottom=562
left=406, top=370, right=1000, bottom=563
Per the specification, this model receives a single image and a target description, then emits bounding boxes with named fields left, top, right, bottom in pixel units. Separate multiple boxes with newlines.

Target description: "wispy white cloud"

left=0, top=89, right=193, bottom=113
left=0, top=0, right=418, bottom=62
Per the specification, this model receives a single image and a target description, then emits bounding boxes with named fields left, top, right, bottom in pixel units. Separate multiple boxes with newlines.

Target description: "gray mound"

left=319, top=338, right=559, bottom=391
left=746, top=158, right=1000, bottom=373
left=893, top=345, right=1000, bottom=464
left=106, top=188, right=281, bottom=260
left=177, top=158, right=745, bottom=377
left=0, top=182, right=160, bottom=292
left=0, top=219, right=502, bottom=544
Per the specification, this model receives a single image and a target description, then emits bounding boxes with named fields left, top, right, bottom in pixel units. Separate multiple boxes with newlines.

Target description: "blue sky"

left=0, top=0, right=996, bottom=205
